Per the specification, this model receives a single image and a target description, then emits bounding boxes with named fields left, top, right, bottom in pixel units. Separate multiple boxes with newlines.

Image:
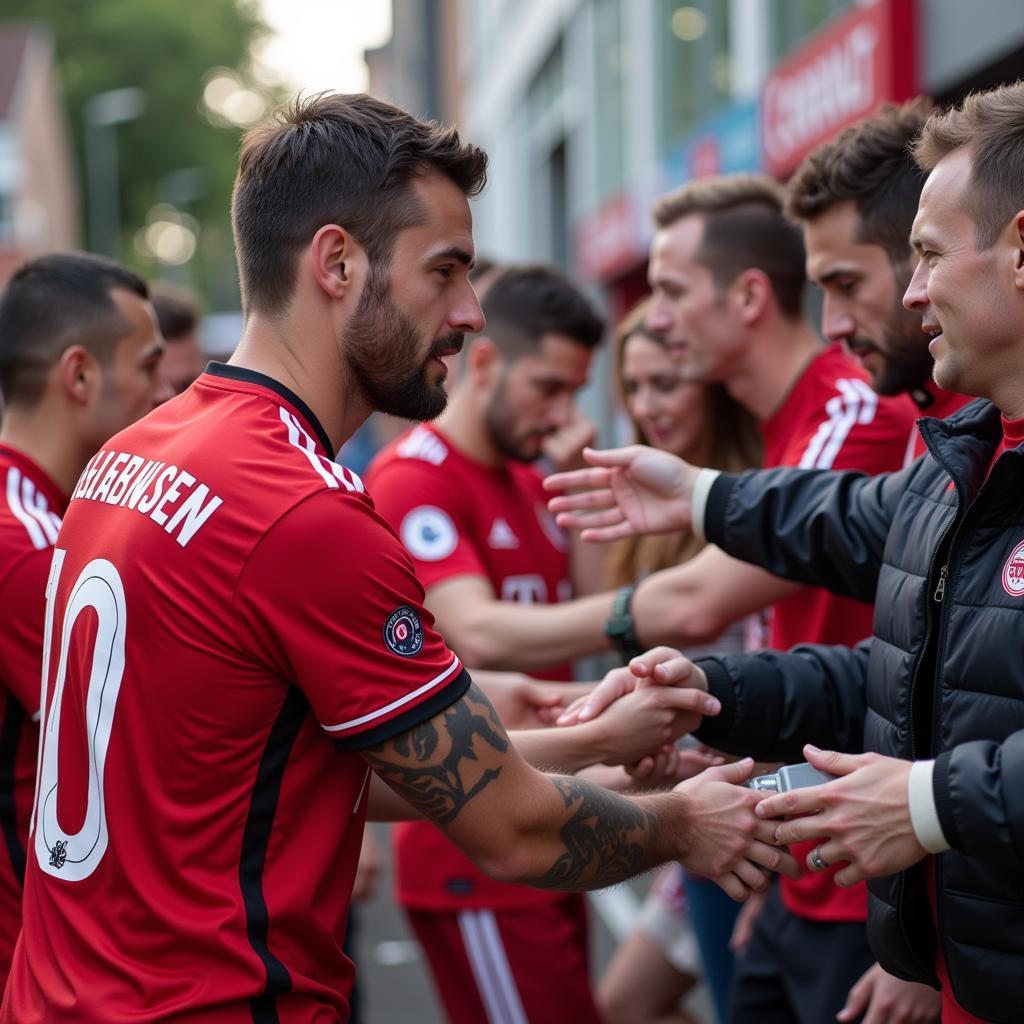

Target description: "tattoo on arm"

left=527, top=777, right=657, bottom=891
left=364, top=684, right=509, bottom=824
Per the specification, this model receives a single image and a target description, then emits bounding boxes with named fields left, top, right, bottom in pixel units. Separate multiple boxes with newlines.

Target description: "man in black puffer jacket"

left=546, top=83, right=1024, bottom=1023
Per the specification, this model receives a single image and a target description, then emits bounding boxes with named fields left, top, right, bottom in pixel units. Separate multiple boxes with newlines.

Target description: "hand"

left=837, top=963, right=941, bottom=1023
left=586, top=672, right=721, bottom=766
left=351, top=827, right=382, bottom=903
left=756, top=746, right=928, bottom=887
left=674, top=759, right=801, bottom=902
left=557, top=647, right=707, bottom=726
left=728, top=885, right=767, bottom=954
left=626, top=745, right=725, bottom=787
left=475, top=671, right=566, bottom=729
left=544, top=446, right=700, bottom=542
left=540, top=408, right=598, bottom=473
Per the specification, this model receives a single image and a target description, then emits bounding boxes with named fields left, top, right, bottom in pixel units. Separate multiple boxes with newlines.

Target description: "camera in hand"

left=747, top=762, right=837, bottom=792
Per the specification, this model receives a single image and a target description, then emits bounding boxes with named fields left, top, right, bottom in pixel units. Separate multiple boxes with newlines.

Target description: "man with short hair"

left=366, top=263, right=609, bottom=1023
left=150, top=283, right=206, bottom=395
left=3, top=95, right=794, bottom=1022
left=547, top=81, right=1024, bottom=1024
left=0, top=251, right=170, bottom=993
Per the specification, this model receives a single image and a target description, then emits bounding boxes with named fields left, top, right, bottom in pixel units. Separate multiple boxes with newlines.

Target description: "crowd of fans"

left=0, top=77, right=1021, bottom=1024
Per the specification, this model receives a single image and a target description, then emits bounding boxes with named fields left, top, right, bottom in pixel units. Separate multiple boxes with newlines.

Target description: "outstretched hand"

left=544, top=446, right=700, bottom=542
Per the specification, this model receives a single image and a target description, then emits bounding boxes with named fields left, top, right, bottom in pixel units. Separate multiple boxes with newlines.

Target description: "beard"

left=852, top=306, right=935, bottom=397
left=344, top=268, right=463, bottom=421
left=483, top=370, right=548, bottom=463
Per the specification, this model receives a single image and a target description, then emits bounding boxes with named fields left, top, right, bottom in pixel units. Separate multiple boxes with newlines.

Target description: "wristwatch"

left=605, top=584, right=643, bottom=662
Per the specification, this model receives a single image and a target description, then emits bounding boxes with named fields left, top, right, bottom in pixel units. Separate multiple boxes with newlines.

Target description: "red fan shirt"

left=367, top=423, right=572, bottom=911
left=760, top=344, right=916, bottom=923
left=3, top=365, right=468, bottom=1023
left=0, top=446, right=66, bottom=994
left=904, top=379, right=974, bottom=464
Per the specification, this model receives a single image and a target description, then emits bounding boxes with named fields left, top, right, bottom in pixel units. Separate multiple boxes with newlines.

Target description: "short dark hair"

left=232, top=92, right=488, bottom=316
left=151, top=284, right=200, bottom=341
left=0, top=251, right=148, bottom=408
left=914, top=81, right=1024, bottom=249
left=653, top=174, right=806, bottom=319
left=786, top=98, right=932, bottom=265
left=479, top=264, right=605, bottom=357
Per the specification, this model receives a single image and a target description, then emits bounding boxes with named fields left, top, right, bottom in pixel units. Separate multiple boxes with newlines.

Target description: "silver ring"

left=810, top=846, right=828, bottom=872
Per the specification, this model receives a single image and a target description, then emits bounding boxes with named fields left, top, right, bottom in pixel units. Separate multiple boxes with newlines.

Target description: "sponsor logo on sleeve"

left=384, top=606, right=425, bottom=657
left=1002, top=539, right=1024, bottom=596
left=400, top=505, right=458, bottom=561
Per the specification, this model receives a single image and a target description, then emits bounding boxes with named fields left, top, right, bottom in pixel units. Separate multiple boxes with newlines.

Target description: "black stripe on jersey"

left=333, top=667, right=472, bottom=753
left=241, top=685, right=309, bottom=1024
left=205, top=362, right=335, bottom=458
left=0, top=696, right=25, bottom=886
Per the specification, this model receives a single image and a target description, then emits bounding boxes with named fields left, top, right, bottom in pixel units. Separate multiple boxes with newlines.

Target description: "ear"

left=467, top=335, right=503, bottom=387
left=56, top=346, right=99, bottom=406
left=310, top=224, right=368, bottom=302
left=730, top=268, right=772, bottom=326
left=1012, top=211, right=1024, bottom=293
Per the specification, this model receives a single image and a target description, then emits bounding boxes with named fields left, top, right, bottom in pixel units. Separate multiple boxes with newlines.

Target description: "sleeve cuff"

left=690, top=469, right=722, bottom=542
left=907, top=759, right=951, bottom=854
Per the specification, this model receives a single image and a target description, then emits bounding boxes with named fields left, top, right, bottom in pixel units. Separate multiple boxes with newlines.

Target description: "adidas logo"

left=487, top=518, right=519, bottom=549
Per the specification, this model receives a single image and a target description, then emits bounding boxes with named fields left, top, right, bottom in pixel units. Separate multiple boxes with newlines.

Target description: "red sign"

left=761, top=0, right=916, bottom=178
left=574, top=193, right=644, bottom=283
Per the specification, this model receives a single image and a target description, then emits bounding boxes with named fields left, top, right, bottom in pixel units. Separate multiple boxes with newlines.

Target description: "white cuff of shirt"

left=690, top=469, right=722, bottom=542
left=907, top=759, right=951, bottom=854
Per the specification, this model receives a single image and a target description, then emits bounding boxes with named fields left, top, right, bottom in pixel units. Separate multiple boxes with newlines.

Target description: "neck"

left=722, top=319, right=823, bottom=421
left=230, top=310, right=370, bottom=456
left=0, top=406, right=90, bottom=496
left=434, top=386, right=505, bottom=469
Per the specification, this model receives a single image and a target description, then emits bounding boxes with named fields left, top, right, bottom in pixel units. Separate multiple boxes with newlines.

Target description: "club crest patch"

left=384, top=606, right=424, bottom=657
left=1002, top=539, right=1024, bottom=596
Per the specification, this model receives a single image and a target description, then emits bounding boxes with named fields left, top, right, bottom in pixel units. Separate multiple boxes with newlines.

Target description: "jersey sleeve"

left=233, top=490, right=470, bottom=751
left=367, top=457, right=488, bottom=591
left=0, top=548, right=51, bottom=715
left=791, top=378, right=917, bottom=474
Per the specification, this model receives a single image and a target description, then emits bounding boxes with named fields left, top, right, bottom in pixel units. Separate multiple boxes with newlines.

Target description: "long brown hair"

left=607, top=298, right=762, bottom=587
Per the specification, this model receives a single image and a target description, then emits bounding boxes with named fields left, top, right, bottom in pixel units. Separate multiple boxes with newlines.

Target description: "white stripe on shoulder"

left=279, top=407, right=339, bottom=489
left=849, top=377, right=879, bottom=424
left=320, top=655, right=462, bottom=734
left=397, top=425, right=449, bottom=465
left=6, top=468, right=48, bottom=550
left=798, top=378, right=863, bottom=470
left=22, top=474, right=60, bottom=545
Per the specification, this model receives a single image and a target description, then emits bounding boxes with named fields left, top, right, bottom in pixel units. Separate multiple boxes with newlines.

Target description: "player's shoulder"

left=367, top=425, right=453, bottom=482
left=0, top=448, right=62, bottom=558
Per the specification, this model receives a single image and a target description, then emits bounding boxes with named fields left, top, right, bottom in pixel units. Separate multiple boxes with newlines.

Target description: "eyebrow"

left=816, top=267, right=860, bottom=284
left=426, top=245, right=475, bottom=269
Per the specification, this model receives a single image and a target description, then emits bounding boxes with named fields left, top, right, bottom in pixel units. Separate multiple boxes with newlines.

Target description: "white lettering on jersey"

left=74, top=449, right=223, bottom=548
left=500, top=575, right=548, bottom=604
left=397, top=426, right=449, bottom=466
left=486, top=518, right=519, bottom=549
left=401, top=506, right=458, bottom=561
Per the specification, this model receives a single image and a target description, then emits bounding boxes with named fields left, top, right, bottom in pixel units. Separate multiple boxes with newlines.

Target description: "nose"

left=646, top=295, right=672, bottom=334
left=548, top=393, right=574, bottom=430
left=903, top=259, right=929, bottom=312
left=631, top=385, right=656, bottom=420
left=821, top=295, right=855, bottom=344
left=453, top=281, right=485, bottom=335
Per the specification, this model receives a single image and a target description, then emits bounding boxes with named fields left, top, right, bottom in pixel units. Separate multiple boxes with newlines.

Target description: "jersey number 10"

left=31, top=549, right=127, bottom=881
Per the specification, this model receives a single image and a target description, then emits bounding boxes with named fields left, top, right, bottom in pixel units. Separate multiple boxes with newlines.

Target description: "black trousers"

left=728, top=881, right=874, bottom=1024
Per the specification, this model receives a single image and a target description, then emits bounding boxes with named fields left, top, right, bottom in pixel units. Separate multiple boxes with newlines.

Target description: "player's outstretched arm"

left=544, top=446, right=701, bottom=542
left=361, top=683, right=799, bottom=900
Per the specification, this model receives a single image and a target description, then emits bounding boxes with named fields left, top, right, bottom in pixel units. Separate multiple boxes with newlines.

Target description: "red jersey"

left=4, top=365, right=468, bottom=1023
left=760, top=344, right=916, bottom=923
left=0, top=446, right=65, bottom=993
left=905, top=380, right=974, bottom=464
left=366, top=424, right=571, bottom=911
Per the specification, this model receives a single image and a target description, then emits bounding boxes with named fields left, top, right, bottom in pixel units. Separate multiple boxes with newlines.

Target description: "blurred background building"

left=368, top=0, right=1024, bottom=435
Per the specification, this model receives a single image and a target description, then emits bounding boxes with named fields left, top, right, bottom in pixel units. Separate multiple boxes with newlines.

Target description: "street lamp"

left=84, top=87, right=146, bottom=259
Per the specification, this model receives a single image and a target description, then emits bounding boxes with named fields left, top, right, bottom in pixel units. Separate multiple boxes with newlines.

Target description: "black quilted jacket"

left=693, top=399, right=1024, bottom=1022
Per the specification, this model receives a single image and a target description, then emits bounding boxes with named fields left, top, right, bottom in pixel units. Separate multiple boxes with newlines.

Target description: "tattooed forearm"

left=526, top=777, right=658, bottom=891
left=364, top=684, right=509, bottom=824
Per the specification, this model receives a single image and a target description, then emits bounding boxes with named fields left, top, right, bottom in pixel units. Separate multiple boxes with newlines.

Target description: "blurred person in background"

left=554, top=174, right=917, bottom=1024
left=149, top=283, right=206, bottom=395
left=598, top=299, right=761, bottom=1024
left=0, top=251, right=169, bottom=994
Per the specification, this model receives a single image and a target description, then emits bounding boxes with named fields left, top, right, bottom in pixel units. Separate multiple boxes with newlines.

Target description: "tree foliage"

left=2, top=0, right=281, bottom=307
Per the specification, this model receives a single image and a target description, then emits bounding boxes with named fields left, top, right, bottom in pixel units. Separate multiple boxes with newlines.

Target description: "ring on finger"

left=810, top=845, right=828, bottom=872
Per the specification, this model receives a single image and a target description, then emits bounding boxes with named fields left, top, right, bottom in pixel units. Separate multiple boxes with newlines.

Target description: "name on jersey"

left=73, top=449, right=223, bottom=548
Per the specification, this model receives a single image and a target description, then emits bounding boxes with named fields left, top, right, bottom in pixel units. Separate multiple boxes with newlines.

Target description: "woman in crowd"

left=598, top=299, right=762, bottom=1024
